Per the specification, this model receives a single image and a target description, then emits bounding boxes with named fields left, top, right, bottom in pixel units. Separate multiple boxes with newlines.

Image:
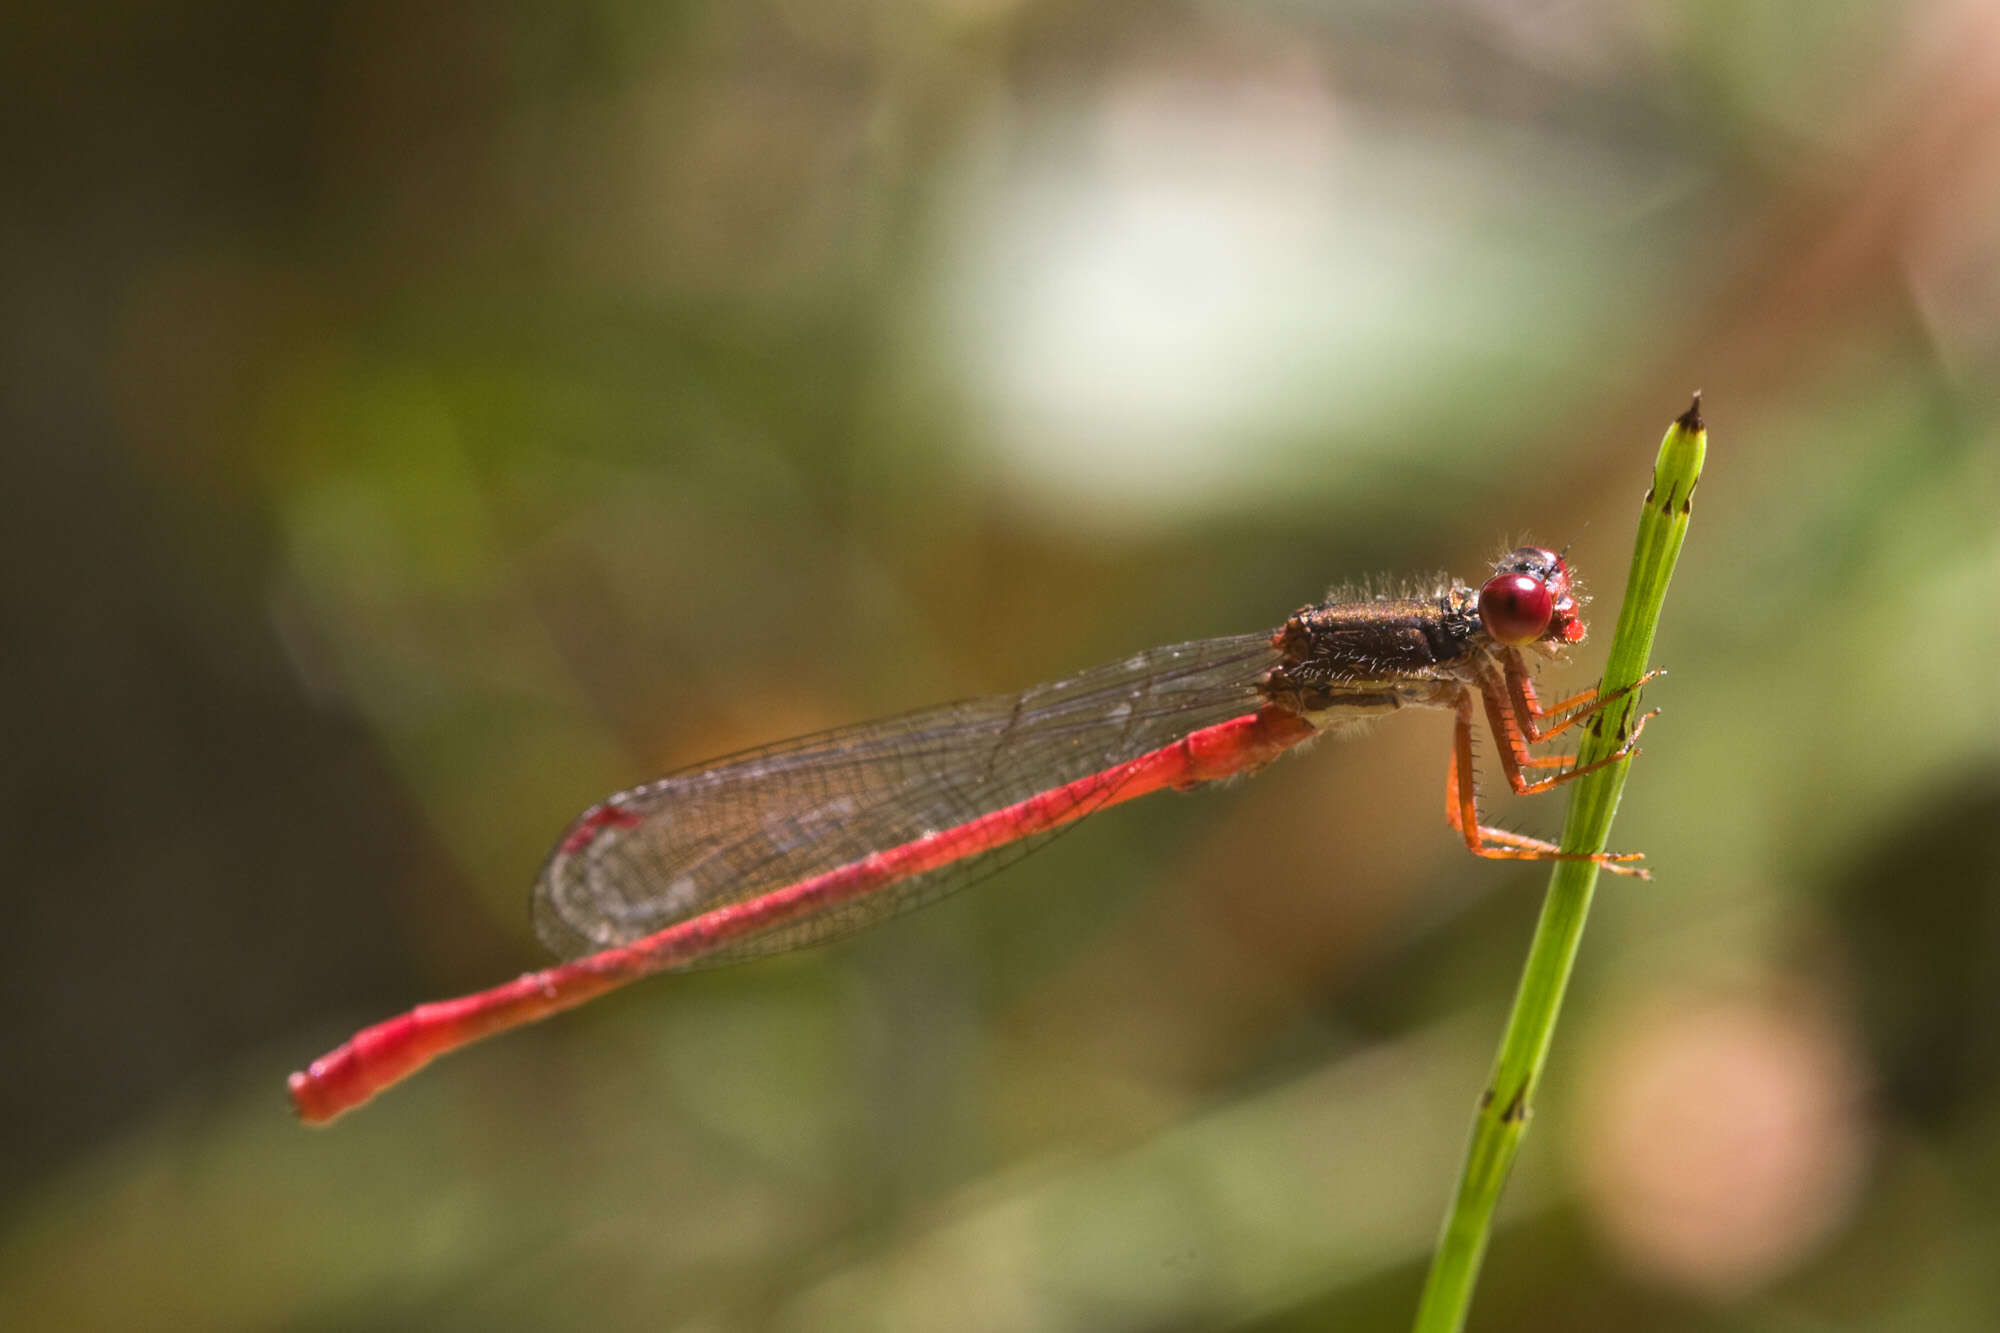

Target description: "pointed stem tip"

left=1676, top=391, right=1704, bottom=433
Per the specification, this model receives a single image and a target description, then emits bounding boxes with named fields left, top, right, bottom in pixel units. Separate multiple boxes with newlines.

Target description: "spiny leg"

left=1478, top=669, right=1656, bottom=797
left=1504, top=651, right=1664, bottom=744
left=1445, top=693, right=1649, bottom=877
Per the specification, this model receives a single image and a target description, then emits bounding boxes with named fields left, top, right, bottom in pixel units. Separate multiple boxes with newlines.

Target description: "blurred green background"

left=5, top=3, right=1999, bottom=1329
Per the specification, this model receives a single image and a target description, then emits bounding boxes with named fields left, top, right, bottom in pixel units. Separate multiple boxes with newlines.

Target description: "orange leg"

left=1505, top=652, right=1663, bottom=744
left=1479, top=669, right=1655, bottom=797
left=1444, top=693, right=1651, bottom=877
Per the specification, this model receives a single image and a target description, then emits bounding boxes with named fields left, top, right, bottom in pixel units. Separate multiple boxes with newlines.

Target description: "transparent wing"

left=533, top=633, right=1283, bottom=965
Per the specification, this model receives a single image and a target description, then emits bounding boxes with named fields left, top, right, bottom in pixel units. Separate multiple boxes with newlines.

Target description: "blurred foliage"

left=3, top=2, right=1999, bottom=1330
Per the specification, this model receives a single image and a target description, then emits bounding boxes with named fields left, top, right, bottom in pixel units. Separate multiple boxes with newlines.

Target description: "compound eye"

left=1479, top=572, right=1554, bottom=645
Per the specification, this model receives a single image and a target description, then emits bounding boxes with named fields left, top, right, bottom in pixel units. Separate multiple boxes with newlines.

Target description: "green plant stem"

left=1411, top=397, right=1707, bottom=1333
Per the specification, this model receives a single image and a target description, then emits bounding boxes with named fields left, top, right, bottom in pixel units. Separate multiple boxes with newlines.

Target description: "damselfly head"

left=1478, top=546, right=1586, bottom=647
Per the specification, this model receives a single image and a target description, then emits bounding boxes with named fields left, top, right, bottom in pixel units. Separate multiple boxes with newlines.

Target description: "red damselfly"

left=290, top=545, right=1657, bottom=1123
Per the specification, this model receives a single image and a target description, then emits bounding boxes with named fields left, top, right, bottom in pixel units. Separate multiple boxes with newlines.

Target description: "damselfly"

left=290, top=545, right=1657, bottom=1123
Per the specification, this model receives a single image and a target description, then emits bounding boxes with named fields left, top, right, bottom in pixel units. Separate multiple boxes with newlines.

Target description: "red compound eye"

left=1478, top=572, right=1554, bottom=645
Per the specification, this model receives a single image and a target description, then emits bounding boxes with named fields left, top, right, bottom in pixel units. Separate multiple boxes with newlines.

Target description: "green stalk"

left=1411, top=397, right=1708, bottom=1332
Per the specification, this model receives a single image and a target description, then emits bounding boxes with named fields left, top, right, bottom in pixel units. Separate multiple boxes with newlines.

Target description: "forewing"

left=533, top=633, right=1281, bottom=964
